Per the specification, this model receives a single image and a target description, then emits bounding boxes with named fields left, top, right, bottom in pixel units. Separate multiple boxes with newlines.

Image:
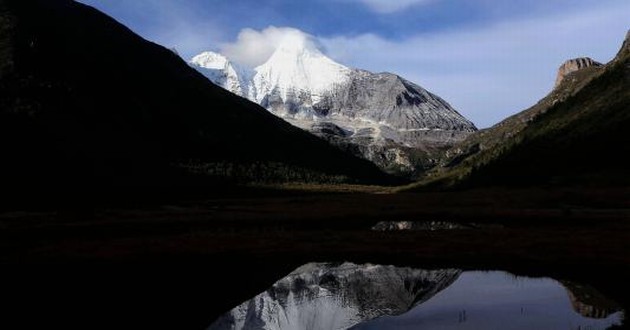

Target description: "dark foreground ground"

left=1, top=187, right=629, bottom=329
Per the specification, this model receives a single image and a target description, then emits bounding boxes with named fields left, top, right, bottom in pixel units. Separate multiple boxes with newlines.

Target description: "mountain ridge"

left=191, top=42, right=476, bottom=176
left=415, top=29, right=630, bottom=189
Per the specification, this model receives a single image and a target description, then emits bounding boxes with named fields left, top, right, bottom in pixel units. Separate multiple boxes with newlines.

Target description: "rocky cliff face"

left=555, top=57, right=603, bottom=88
left=190, top=35, right=476, bottom=176
left=208, top=263, right=461, bottom=330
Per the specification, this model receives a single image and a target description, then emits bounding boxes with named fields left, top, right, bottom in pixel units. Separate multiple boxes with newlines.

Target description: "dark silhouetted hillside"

left=0, top=0, right=391, bottom=208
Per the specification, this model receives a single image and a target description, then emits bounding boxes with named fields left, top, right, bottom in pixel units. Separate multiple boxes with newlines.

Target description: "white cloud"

left=220, top=26, right=321, bottom=67
left=348, top=0, right=436, bottom=13
left=320, top=2, right=630, bottom=127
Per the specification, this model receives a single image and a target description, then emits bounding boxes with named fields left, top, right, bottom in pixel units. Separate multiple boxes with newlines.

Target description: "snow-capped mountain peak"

left=191, top=51, right=230, bottom=70
left=190, top=51, right=251, bottom=96
left=252, top=34, right=351, bottom=105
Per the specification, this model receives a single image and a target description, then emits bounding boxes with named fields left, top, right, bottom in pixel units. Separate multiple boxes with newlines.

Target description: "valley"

left=0, top=0, right=628, bottom=329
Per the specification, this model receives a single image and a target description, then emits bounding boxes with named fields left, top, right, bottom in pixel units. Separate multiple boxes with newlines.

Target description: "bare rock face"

left=555, top=57, right=603, bottom=88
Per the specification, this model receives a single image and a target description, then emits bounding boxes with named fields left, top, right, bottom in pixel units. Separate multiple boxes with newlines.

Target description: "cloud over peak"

left=220, top=26, right=323, bottom=68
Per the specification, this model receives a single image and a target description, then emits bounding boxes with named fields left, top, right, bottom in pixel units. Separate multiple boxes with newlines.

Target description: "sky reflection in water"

left=354, top=271, right=624, bottom=330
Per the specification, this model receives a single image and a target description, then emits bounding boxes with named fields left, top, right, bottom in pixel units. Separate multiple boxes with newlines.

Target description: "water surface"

left=208, top=263, right=624, bottom=330
left=355, top=271, right=623, bottom=330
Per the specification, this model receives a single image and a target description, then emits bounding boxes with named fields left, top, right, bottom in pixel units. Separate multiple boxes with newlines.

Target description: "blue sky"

left=78, top=0, right=629, bottom=128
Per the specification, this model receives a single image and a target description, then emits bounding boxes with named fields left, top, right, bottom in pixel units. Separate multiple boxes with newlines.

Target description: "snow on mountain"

left=252, top=33, right=351, bottom=109
left=189, top=34, right=476, bottom=175
left=190, top=51, right=252, bottom=97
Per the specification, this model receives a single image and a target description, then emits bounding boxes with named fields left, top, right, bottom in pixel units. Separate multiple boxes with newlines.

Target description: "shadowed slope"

left=0, top=0, right=392, bottom=208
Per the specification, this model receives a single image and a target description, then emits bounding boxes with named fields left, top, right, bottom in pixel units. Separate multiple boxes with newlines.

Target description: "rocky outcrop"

left=208, top=263, right=461, bottom=330
left=555, top=57, right=603, bottom=88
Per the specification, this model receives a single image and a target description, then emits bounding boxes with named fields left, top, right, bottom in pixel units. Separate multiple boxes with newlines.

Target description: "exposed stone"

left=555, top=57, right=603, bottom=88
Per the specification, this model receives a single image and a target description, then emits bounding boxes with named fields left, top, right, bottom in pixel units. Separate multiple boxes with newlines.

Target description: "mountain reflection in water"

left=208, top=264, right=624, bottom=330
left=208, top=263, right=460, bottom=329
